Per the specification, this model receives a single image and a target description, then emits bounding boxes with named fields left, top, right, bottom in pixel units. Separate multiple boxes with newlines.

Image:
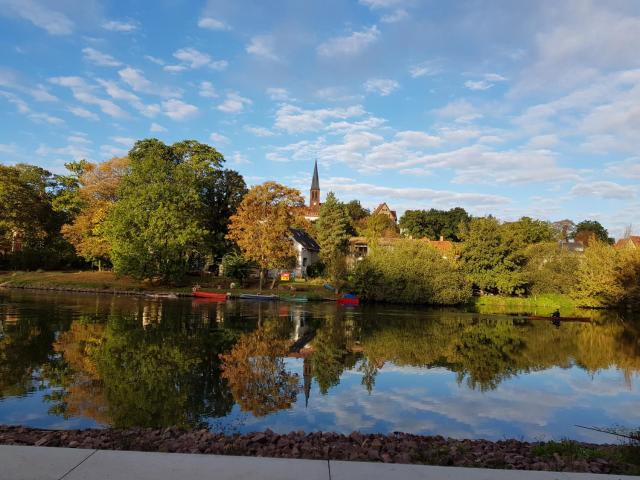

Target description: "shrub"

left=305, top=261, right=325, bottom=278
left=351, top=239, right=472, bottom=305
left=221, top=253, right=254, bottom=284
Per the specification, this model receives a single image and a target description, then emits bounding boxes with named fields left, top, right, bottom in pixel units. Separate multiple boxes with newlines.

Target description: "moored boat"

left=192, top=291, right=228, bottom=301
left=280, top=295, right=309, bottom=303
left=337, top=294, right=360, bottom=305
left=239, top=293, right=279, bottom=301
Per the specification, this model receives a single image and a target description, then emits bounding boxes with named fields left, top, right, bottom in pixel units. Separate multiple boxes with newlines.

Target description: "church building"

left=305, top=160, right=322, bottom=221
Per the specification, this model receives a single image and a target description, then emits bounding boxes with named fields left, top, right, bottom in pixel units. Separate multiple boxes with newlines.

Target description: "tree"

left=352, top=239, right=472, bottom=305
left=227, top=182, right=306, bottom=290
left=61, top=157, right=130, bottom=269
left=201, top=169, right=247, bottom=262
left=574, top=220, right=610, bottom=245
left=399, top=208, right=470, bottom=241
left=365, top=213, right=399, bottom=239
left=105, top=139, right=224, bottom=282
left=314, top=192, right=351, bottom=285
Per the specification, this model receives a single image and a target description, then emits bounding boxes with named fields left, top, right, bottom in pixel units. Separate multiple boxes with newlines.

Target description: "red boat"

left=337, top=296, right=360, bottom=306
left=192, top=291, right=228, bottom=301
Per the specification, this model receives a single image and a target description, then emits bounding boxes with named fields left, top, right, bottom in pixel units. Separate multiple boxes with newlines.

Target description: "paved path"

left=1, top=445, right=638, bottom=480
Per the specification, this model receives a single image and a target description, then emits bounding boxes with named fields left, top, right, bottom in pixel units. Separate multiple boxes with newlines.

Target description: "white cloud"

left=118, top=67, right=178, bottom=97
left=197, top=17, right=229, bottom=30
left=199, top=81, right=217, bottom=98
left=232, top=152, right=251, bottom=165
left=394, top=131, right=442, bottom=148
left=275, top=104, right=366, bottom=133
left=145, top=55, right=164, bottom=66
left=317, top=26, right=379, bottom=57
left=359, top=0, right=406, bottom=9
left=217, top=92, right=252, bottom=114
left=210, top=132, right=230, bottom=144
left=167, top=48, right=227, bottom=71
left=68, top=106, right=98, bottom=121
left=162, top=99, right=198, bottom=120
left=381, top=9, right=408, bottom=23
left=409, top=61, right=441, bottom=78
left=244, top=125, right=274, bottom=137
left=266, top=87, right=290, bottom=101
left=36, top=143, right=90, bottom=160
left=606, top=158, right=640, bottom=179
left=2, top=0, right=73, bottom=35
left=434, top=99, right=482, bottom=123
left=570, top=181, right=636, bottom=200
left=100, top=144, right=127, bottom=157
left=150, top=122, right=167, bottom=133
left=111, top=136, right=135, bottom=146
left=82, top=47, right=121, bottom=67
left=96, top=78, right=159, bottom=118
left=102, top=20, right=138, bottom=32
left=465, top=73, right=507, bottom=91
left=246, top=35, right=280, bottom=61
left=364, top=78, right=399, bottom=96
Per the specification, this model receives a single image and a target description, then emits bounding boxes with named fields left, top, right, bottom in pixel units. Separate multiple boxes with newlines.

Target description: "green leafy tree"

left=523, top=242, right=580, bottom=294
left=352, top=239, right=472, bottom=304
left=365, top=213, right=399, bottom=239
left=105, top=139, right=224, bottom=282
left=399, top=208, right=470, bottom=241
left=574, top=220, right=611, bottom=245
left=314, top=192, right=351, bottom=285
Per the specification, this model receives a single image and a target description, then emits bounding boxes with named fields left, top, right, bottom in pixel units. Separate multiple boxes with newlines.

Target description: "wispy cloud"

left=318, top=26, right=379, bottom=57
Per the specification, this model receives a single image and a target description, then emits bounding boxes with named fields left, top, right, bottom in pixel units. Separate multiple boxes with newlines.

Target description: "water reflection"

left=0, top=289, right=639, bottom=441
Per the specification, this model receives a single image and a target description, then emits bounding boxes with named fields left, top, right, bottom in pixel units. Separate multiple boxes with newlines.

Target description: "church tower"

left=310, top=160, right=320, bottom=211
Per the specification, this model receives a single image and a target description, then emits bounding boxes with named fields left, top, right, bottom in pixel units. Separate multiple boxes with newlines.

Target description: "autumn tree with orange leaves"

left=226, top=182, right=306, bottom=290
left=62, top=157, right=130, bottom=270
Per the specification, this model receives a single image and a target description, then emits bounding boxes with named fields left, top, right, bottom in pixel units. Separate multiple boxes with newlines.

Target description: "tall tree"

left=62, top=157, right=130, bottom=269
left=105, top=139, right=224, bottom=281
left=314, top=192, right=351, bottom=285
left=399, top=208, right=470, bottom=241
left=227, top=182, right=306, bottom=290
left=573, top=220, right=611, bottom=245
left=201, top=169, right=247, bottom=261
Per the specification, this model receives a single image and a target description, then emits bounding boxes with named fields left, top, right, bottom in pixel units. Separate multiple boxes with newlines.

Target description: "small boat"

left=239, top=293, right=279, bottom=301
left=526, top=315, right=590, bottom=323
left=337, top=294, right=359, bottom=306
left=280, top=295, right=309, bottom=303
left=147, top=293, right=178, bottom=299
left=192, top=291, right=228, bottom=301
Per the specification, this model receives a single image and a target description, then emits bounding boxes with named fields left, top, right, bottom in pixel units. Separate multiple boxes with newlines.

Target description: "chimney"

left=439, top=235, right=444, bottom=242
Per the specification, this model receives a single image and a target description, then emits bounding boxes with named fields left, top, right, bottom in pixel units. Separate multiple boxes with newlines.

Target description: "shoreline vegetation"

left=0, top=425, right=638, bottom=475
left=0, top=270, right=585, bottom=312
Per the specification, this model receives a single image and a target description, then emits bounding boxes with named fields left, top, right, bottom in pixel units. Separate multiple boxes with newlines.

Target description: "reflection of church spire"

left=303, top=356, right=312, bottom=407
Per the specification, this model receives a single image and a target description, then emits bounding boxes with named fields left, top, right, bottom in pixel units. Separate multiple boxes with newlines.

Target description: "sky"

left=0, top=0, right=638, bottom=239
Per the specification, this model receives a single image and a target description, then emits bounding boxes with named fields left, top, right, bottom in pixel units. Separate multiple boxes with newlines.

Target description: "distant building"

left=304, top=160, right=321, bottom=221
left=614, top=236, right=640, bottom=250
left=347, top=236, right=456, bottom=268
left=372, top=202, right=397, bottom=223
left=290, top=228, right=320, bottom=277
left=558, top=239, right=585, bottom=253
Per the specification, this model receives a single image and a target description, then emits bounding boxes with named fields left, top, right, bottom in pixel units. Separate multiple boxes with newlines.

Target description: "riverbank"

left=0, top=426, right=637, bottom=475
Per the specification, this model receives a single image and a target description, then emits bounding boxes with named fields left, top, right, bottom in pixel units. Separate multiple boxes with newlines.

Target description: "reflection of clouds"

left=215, top=362, right=640, bottom=443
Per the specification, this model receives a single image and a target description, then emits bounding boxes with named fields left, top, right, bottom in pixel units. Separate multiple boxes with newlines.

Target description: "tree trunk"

left=259, top=269, right=264, bottom=292
left=270, top=271, right=278, bottom=290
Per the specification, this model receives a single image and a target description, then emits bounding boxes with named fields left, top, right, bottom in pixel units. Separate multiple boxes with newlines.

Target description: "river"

left=1, top=289, right=639, bottom=443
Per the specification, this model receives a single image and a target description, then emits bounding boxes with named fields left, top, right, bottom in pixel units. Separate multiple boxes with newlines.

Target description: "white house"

left=290, top=228, right=320, bottom=277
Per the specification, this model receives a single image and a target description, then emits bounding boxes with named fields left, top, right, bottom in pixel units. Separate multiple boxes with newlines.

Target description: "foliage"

left=314, top=192, right=351, bottom=285
left=351, top=239, right=472, bottom=305
left=105, top=139, right=224, bottom=282
left=364, top=213, right=399, bottom=239
left=227, top=182, right=306, bottom=289
left=61, top=157, right=130, bottom=269
left=344, top=199, right=370, bottom=222
left=574, top=220, right=611, bottom=245
left=0, top=164, right=79, bottom=269
left=458, top=216, right=556, bottom=295
left=572, top=241, right=640, bottom=308
left=305, top=260, right=325, bottom=278
left=220, top=327, right=299, bottom=416
left=399, top=207, right=470, bottom=241
left=221, top=252, right=254, bottom=284
left=523, top=242, right=580, bottom=294
left=201, top=169, right=247, bottom=260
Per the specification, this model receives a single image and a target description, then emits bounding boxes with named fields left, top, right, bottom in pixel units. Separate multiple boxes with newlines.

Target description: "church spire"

left=311, top=159, right=319, bottom=191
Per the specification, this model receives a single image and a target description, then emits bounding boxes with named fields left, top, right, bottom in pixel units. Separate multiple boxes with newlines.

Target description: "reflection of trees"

left=220, top=325, right=299, bottom=416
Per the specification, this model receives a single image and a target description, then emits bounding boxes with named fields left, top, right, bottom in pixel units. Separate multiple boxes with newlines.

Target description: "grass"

left=532, top=439, right=640, bottom=474
left=474, top=293, right=579, bottom=316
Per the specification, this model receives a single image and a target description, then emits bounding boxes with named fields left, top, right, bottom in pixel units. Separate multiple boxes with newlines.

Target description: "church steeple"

left=310, top=160, right=320, bottom=210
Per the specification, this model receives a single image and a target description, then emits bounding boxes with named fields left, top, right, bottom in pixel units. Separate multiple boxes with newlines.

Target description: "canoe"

left=337, top=296, right=360, bottom=306
left=526, top=316, right=590, bottom=323
left=280, top=295, right=309, bottom=303
left=192, top=291, right=228, bottom=301
left=239, top=293, right=279, bottom=301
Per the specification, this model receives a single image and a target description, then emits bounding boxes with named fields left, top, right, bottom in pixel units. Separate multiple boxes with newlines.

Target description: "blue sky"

left=0, top=0, right=638, bottom=238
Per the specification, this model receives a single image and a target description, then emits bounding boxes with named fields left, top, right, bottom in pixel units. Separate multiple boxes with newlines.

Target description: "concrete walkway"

left=1, top=445, right=638, bottom=480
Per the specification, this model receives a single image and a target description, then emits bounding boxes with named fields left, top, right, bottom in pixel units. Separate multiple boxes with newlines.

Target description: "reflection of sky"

left=212, top=360, right=640, bottom=444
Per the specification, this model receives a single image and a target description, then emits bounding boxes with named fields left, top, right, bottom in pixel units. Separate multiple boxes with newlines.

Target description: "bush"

left=572, top=241, right=640, bottom=308
left=350, top=239, right=472, bottom=305
left=221, top=253, right=254, bottom=284
left=305, top=261, right=325, bottom=278
left=523, top=242, right=580, bottom=295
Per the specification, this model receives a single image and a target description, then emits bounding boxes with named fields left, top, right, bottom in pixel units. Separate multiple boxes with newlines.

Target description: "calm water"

left=1, top=289, right=639, bottom=443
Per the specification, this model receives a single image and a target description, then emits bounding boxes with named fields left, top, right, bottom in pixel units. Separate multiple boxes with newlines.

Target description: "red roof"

left=614, top=236, right=640, bottom=249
